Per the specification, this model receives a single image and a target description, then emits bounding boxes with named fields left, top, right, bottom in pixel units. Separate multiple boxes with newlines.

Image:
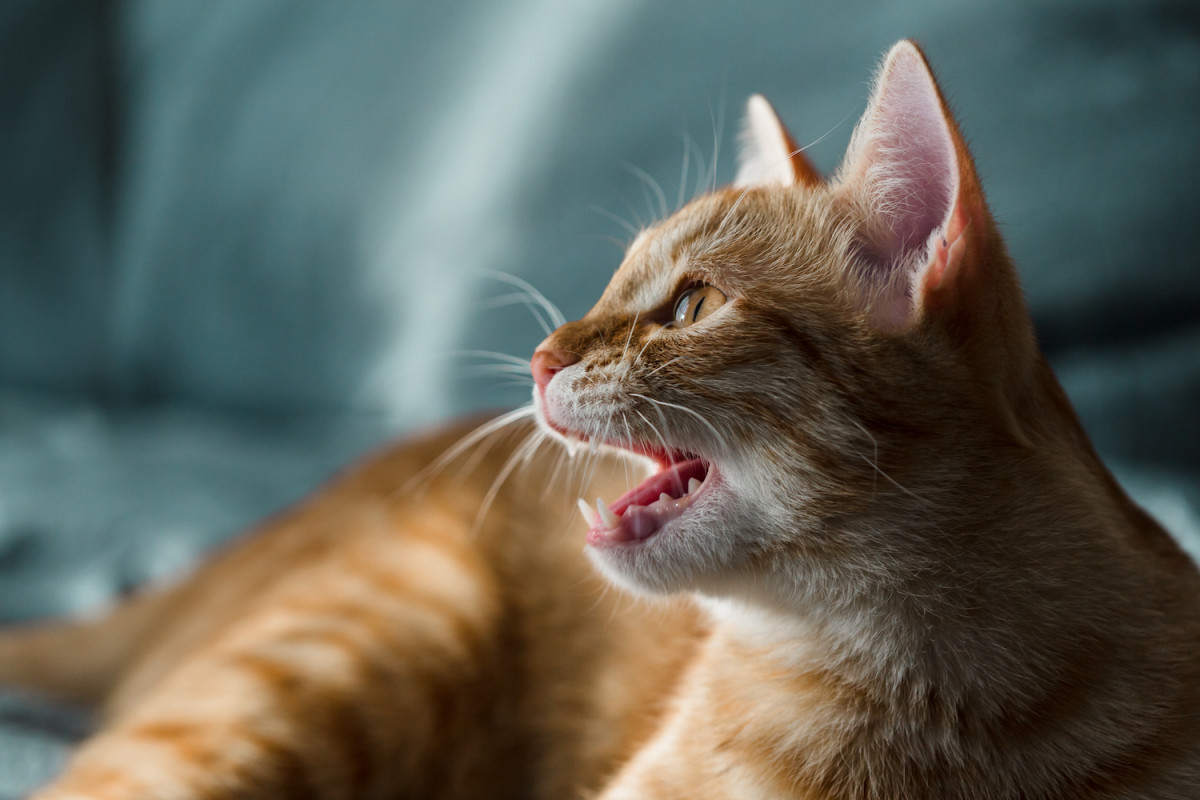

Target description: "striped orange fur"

left=3, top=41, right=1198, bottom=799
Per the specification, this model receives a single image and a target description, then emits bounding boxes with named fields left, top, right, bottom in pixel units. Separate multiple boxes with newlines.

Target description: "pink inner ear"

left=840, top=43, right=959, bottom=327
left=866, top=67, right=956, bottom=256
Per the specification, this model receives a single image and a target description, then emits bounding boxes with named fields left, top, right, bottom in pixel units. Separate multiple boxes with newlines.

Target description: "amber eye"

left=671, top=284, right=727, bottom=327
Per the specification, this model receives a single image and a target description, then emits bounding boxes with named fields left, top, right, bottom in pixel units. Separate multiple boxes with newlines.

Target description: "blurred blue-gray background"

left=0, top=0, right=1197, bottom=791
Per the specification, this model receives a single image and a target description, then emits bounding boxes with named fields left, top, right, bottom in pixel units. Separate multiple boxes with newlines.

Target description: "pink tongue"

left=610, top=458, right=706, bottom=515
left=588, top=459, right=707, bottom=546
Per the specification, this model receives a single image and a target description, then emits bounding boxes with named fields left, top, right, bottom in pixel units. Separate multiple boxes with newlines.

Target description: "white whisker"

left=642, top=354, right=680, bottom=379
left=688, top=134, right=709, bottom=201
left=460, top=364, right=536, bottom=377
left=630, top=392, right=730, bottom=456
left=676, top=130, right=692, bottom=210
left=624, top=163, right=669, bottom=220
left=449, top=349, right=532, bottom=368
left=478, top=292, right=553, bottom=334
left=590, top=204, right=641, bottom=239
left=401, top=405, right=537, bottom=496
left=707, top=90, right=726, bottom=195
left=632, top=326, right=660, bottom=370
left=845, top=417, right=924, bottom=503
left=471, top=426, right=550, bottom=536
left=481, top=270, right=567, bottom=329
left=620, top=311, right=641, bottom=364
left=632, top=408, right=674, bottom=464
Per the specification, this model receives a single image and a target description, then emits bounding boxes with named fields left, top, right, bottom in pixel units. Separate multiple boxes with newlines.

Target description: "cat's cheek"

left=533, top=375, right=579, bottom=441
left=534, top=390, right=572, bottom=440
left=536, top=361, right=613, bottom=442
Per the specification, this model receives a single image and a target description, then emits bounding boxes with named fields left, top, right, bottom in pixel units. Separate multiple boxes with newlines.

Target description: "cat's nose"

left=531, top=347, right=581, bottom=394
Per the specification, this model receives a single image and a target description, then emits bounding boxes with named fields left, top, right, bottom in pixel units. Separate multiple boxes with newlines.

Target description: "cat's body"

left=3, top=41, right=1199, bottom=799
left=0, top=421, right=707, bottom=799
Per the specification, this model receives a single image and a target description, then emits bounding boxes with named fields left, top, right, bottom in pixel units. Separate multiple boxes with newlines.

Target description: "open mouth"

left=577, top=448, right=713, bottom=546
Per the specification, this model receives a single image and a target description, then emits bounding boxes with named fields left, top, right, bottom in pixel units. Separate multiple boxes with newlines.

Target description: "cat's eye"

left=671, top=284, right=727, bottom=327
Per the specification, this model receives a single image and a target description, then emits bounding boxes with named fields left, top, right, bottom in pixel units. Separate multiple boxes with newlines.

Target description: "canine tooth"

left=577, top=497, right=601, bottom=527
left=688, top=477, right=701, bottom=494
left=596, top=498, right=620, bottom=528
left=659, top=492, right=673, bottom=505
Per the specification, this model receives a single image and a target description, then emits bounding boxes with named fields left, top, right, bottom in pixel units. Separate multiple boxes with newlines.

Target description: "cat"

left=2, top=39, right=1198, bottom=799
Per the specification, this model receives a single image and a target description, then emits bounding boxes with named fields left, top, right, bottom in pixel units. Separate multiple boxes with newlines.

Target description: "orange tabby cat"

left=3, top=40, right=1198, bottom=799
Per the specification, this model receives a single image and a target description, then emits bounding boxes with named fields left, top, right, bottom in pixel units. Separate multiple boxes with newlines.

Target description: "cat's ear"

left=734, top=95, right=822, bottom=189
left=835, top=40, right=990, bottom=331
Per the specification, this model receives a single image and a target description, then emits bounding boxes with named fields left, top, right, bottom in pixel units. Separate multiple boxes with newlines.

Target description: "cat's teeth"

left=658, top=492, right=673, bottom=505
left=577, top=497, right=601, bottom=528
left=596, top=498, right=620, bottom=529
left=688, top=477, right=702, bottom=494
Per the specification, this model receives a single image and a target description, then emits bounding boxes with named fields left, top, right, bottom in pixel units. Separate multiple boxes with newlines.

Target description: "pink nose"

left=531, top=347, right=580, bottom=394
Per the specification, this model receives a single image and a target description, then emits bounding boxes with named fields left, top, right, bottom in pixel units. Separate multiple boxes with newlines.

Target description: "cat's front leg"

left=596, top=707, right=825, bottom=800
left=598, top=744, right=821, bottom=800
left=594, top=630, right=837, bottom=800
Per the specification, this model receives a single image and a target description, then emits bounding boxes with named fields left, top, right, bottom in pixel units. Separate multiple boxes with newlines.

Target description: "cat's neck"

left=706, top=419, right=1189, bottom=710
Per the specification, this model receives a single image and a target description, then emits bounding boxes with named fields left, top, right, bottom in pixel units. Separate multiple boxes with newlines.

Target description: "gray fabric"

left=0, top=0, right=1197, bottom=791
left=0, top=1, right=109, bottom=393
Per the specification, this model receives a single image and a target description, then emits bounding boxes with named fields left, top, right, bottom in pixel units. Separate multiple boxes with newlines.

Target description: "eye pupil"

left=691, top=296, right=705, bottom=322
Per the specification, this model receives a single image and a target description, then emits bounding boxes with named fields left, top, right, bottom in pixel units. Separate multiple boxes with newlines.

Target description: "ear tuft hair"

left=735, top=95, right=822, bottom=189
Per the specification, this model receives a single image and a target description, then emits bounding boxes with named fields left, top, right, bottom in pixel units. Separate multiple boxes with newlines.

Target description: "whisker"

left=449, top=349, right=532, bottom=368
left=797, top=108, right=855, bottom=156
left=688, top=135, right=709, bottom=201
left=478, top=293, right=553, bottom=334
left=471, top=427, right=550, bottom=536
left=632, top=406, right=675, bottom=474
left=584, top=412, right=618, bottom=495
left=541, top=442, right=572, bottom=501
left=590, top=231, right=638, bottom=252
left=845, top=417, right=924, bottom=503
left=453, top=408, right=534, bottom=485
left=632, top=328, right=661, bottom=371
left=583, top=418, right=608, bottom=494
left=712, top=110, right=854, bottom=246
left=480, top=270, right=567, bottom=329
left=590, top=204, right=641, bottom=239
left=713, top=182, right=756, bottom=241
left=460, top=364, right=535, bottom=377
left=623, top=163, right=669, bottom=220
left=484, top=381, right=537, bottom=393
left=706, top=90, right=726, bottom=195
left=744, top=113, right=855, bottom=200
left=676, top=130, right=692, bottom=210
left=643, top=355, right=681, bottom=379
left=629, top=393, right=730, bottom=456
left=619, top=195, right=647, bottom=232
left=400, top=405, right=538, bottom=496
left=620, top=311, right=641, bottom=364
left=618, top=415, right=631, bottom=489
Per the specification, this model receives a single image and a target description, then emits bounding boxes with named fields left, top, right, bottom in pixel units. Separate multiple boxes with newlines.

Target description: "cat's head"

left=532, top=41, right=1038, bottom=608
